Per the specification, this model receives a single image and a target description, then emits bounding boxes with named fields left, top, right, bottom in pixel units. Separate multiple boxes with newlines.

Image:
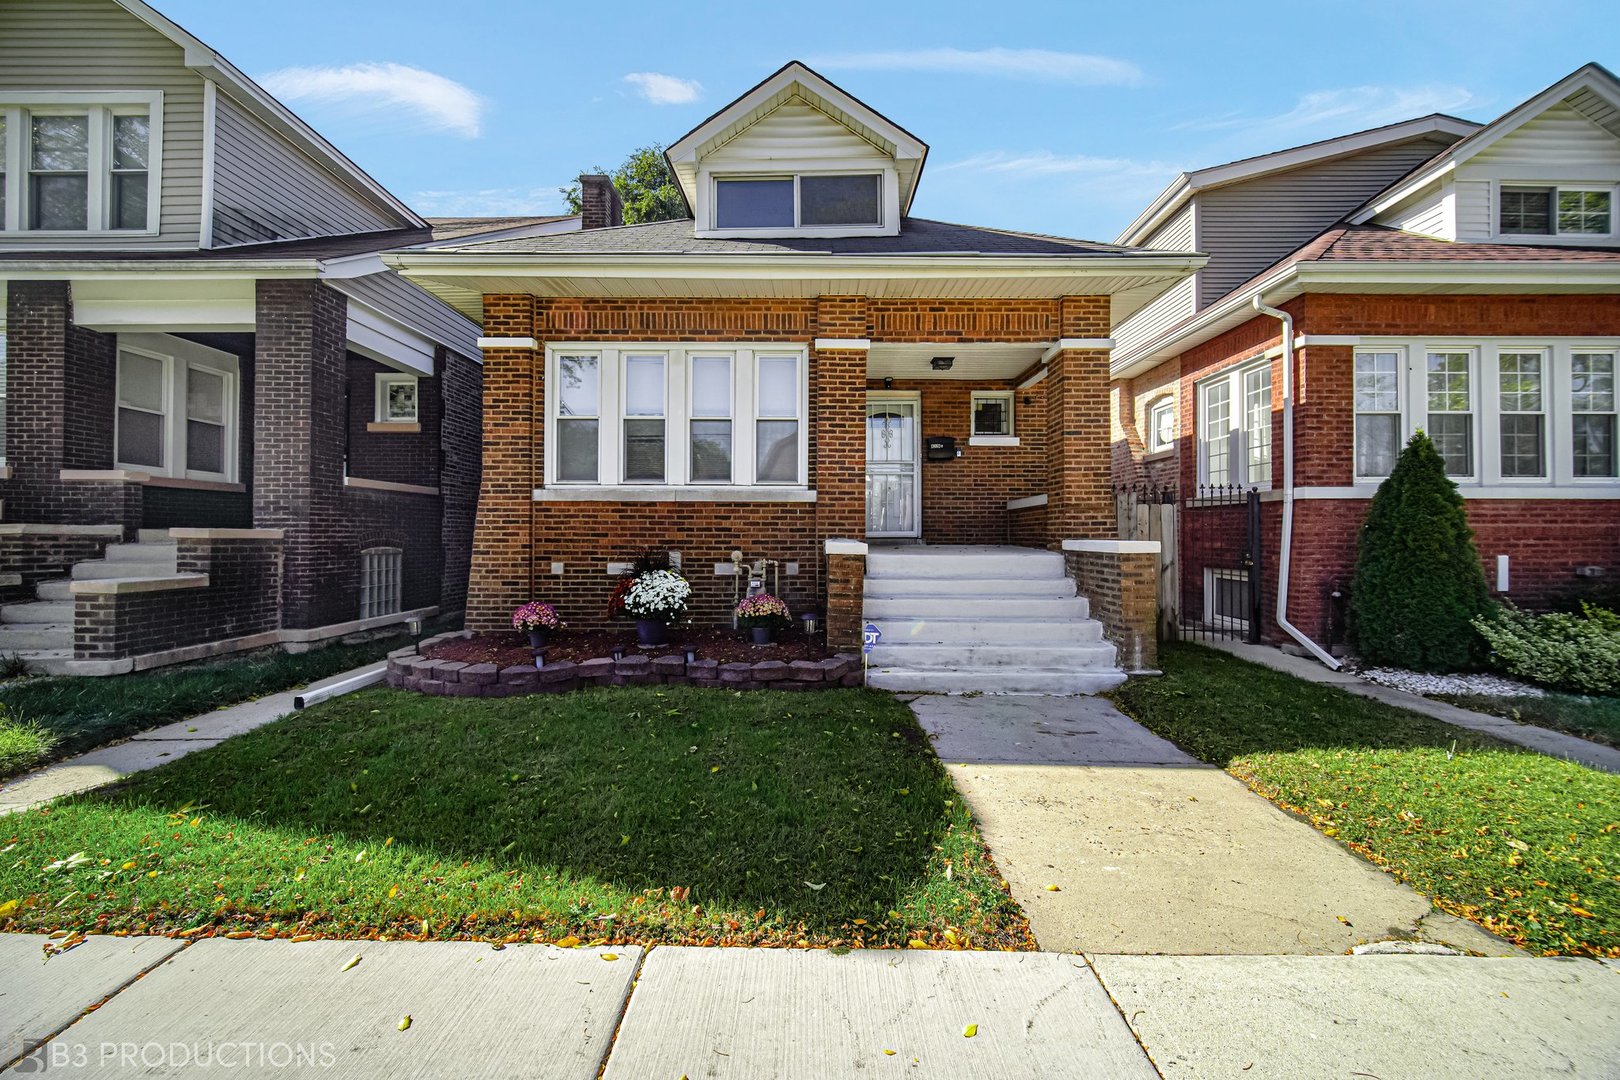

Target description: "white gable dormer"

left=665, top=62, right=927, bottom=239
left=1358, top=63, right=1620, bottom=247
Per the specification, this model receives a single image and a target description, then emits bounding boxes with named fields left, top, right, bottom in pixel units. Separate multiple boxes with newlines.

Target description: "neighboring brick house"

left=0, top=0, right=576, bottom=673
left=1110, top=63, right=1620, bottom=658
left=391, top=62, right=1201, bottom=685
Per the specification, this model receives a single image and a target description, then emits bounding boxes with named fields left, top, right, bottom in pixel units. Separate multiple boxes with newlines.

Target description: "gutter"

left=1250, top=296, right=1342, bottom=670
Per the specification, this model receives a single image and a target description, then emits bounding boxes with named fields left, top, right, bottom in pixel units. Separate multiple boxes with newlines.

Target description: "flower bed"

left=426, top=627, right=834, bottom=667
left=389, top=630, right=863, bottom=698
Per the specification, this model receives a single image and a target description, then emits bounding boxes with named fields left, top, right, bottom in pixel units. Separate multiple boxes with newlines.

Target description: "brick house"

left=0, top=0, right=575, bottom=673
left=392, top=62, right=1202, bottom=691
left=1110, top=63, right=1620, bottom=660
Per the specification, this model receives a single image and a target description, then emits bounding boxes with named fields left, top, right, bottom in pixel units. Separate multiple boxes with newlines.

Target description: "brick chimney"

left=578, top=174, right=623, bottom=230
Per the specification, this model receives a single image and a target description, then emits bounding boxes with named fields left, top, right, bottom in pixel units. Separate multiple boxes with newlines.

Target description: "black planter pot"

left=527, top=629, right=548, bottom=650
left=635, top=619, right=669, bottom=647
left=749, top=625, right=773, bottom=645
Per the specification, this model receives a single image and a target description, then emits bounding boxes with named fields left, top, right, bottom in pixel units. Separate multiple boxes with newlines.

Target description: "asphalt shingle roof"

left=422, top=216, right=1159, bottom=258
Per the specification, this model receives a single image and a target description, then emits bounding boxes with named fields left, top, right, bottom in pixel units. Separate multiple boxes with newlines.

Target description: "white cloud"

left=810, top=48, right=1143, bottom=87
left=410, top=186, right=570, bottom=216
left=259, top=62, right=485, bottom=138
left=623, top=72, right=703, bottom=105
left=1180, top=84, right=1483, bottom=135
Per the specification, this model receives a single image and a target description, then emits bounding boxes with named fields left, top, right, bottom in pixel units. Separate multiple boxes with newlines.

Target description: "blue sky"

left=158, top=0, right=1619, bottom=240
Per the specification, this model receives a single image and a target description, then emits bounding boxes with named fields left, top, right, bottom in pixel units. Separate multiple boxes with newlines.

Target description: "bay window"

left=1197, top=360, right=1271, bottom=487
left=545, top=344, right=807, bottom=489
left=1, top=95, right=161, bottom=233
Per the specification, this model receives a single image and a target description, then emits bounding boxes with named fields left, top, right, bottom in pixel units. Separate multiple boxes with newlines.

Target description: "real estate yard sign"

left=862, top=622, right=881, bottom=686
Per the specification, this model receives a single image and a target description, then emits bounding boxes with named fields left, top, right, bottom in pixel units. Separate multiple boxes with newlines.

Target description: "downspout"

left=1251, top=296, right=1342, bottom=670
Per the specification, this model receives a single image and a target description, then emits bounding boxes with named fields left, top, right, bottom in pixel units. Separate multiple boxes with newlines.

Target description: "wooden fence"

left=1114, top=486, right=1179, bottom=640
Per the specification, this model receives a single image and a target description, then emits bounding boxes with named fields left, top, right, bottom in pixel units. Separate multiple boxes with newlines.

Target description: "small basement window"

left=970, top=391, right=1014, bottom=437
left=1203, top=568, right=1252, bottom=630
left=375, top=374, right=419, bottom=423
left=360, top=546, right=402, bottom=620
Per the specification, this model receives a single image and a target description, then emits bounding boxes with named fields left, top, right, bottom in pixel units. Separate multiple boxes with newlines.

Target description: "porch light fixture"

left=930, top=356, right=955, bottom=371
left=883, top=376, right=894, bottom=389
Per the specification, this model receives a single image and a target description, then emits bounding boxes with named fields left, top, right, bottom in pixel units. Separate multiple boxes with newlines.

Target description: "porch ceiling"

left=866, top=342, right=1047, bottom=381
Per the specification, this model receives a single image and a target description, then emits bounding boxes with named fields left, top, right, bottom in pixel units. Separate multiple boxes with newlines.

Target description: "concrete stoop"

left=862, top=546, right=1125, bottom=695
left=0, top=531, right=182, bottom=675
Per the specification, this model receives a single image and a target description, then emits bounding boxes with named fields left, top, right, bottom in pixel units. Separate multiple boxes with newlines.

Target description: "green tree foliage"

left=1350, top=430, right=1490, bottom=671
left=560, top=144, right=687, bottom=224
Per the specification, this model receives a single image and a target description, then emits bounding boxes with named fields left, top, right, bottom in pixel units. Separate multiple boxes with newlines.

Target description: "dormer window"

left=1499, top=185, right=1613, bottom=237
left=1, top=94, right=161, bottom=234
left=713, top=173, right=883, bottom=232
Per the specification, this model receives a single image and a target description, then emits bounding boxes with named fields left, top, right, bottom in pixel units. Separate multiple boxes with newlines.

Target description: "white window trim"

left=1195, top=358, right=1272, bottom=489
left=1494, top=181, right=1618, bottom=242
left=1145, top=395, right=1176, bottom=454
left=1350, top=339, right=1620, bottom=489
left=543, top=343, right=810, bottom=491
left=1202, top=568, right=1252, bottom=631
left=969, top=389, right=1015, bottom=443
left=1353, top=349, right=1404, bottom=484
left=374, top=372, right=419, bottom=424
left=114, top=334, right=238, bottom=482
left=696, top=165, right=900, bottom=239
left=687, top=351, right=735, bottom=484
left=1, top=91, right=164, bottom=235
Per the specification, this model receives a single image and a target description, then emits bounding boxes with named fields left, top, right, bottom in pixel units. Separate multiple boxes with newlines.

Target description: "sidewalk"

left=0, top=662, right=387, bottom=817
left=5, top=933, right=1617, bottom=1078
left=1203, top=639, right=1620, bottom=773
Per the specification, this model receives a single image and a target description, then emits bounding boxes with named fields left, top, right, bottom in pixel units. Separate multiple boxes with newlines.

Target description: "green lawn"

left=0, top=686, right=1029, bottom=950
left=1110, top=643, right=1620, bottom=958
left=0, top=630, right=435, bottom=777
left=1438, top=691, right=1620, bottom=749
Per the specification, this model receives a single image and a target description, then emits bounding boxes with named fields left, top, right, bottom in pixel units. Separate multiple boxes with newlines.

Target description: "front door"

left=866, top=397, right=921, bottom=538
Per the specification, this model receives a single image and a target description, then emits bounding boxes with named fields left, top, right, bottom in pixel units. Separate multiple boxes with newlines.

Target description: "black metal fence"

left=1114, top=482, right=1263, bottom=643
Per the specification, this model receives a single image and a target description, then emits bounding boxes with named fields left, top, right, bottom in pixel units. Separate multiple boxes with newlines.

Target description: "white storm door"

left=866, top=397, right=921, bottom=538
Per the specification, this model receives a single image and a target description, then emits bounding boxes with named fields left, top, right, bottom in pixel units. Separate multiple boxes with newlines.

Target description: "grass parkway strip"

left=1109, top=643, right=1620, bottom=958
left=0, top=685, right=1030, bottom=950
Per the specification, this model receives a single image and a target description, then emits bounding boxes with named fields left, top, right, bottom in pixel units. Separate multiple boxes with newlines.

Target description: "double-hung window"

left=689, top=354, right=733, bottom=482
left=1426, top=350, right=1476, bottom=478
left=623, top=353, right=667, bottom=483
left=1, top=95, right=160, bottom=233
left=1499, top=185, right=1614, bottom=238
left=114, top=335, right=238, bottom=482
left=1497, top=351, right=1547, bottom=478
left=1354, top=351, right=1402, bottom=479
left=546, top=345, right=807, bottom=489
left=1197, top=361, right=1271, bottom=487
left=1572, top=351, right=1617, bottom=478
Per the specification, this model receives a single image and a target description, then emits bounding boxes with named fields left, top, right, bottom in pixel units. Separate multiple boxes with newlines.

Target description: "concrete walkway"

left=910, top=694, right=1518, bottom=956
left=1206, top=639, right=1620, bottom=773
left=6, top=934, right=1618, bottom=1078
left=0, top=661, right=387, bottom=816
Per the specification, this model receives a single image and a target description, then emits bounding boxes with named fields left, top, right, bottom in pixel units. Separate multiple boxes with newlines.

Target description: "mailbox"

left=925, top=435, right=958, bottom=461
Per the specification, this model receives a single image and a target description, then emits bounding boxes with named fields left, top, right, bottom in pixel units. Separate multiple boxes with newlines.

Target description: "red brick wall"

left=467, top=294, right=1112, bottom=630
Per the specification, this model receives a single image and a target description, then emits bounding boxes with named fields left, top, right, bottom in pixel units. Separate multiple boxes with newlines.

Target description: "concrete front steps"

left=862, top=546, right=1125, bottom=695
left=0, top=531, right=181, bottom=675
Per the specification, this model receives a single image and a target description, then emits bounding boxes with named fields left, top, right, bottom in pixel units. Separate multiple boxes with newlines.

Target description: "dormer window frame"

left=1494, top=180, right=1618, bottom=242
left=696, top=163, right=901, bottom=240
left=0, top=91, right=163, bottom=236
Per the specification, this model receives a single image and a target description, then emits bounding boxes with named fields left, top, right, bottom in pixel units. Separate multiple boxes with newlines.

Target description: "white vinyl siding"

left=0, top=0, right=203, bottom=248
left=544, top=344, right=809, bottom=490
left=209, top=91, right=404, bottom=246
left=1456, top=102, right=1620, bottom=243
left=1351, top=341, right=1620, bottom=488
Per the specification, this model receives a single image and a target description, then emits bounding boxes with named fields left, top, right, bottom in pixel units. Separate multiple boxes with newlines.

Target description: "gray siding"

left=1112, top=204, right=1197, bottom=355
left=0, top=0, right=204, bottom=249
left=1195, top=136, right=1455, bottom=305
left=338, top=270, right=481, bottom=361
left=210, top=92, right=405, bottom=246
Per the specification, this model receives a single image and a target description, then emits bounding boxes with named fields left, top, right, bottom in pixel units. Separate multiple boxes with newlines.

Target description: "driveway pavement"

left=909, top=694, right=1517, bottom=956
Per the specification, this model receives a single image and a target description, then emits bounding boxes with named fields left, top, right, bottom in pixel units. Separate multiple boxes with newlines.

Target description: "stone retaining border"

left=386, top=630, right=865, bottom=697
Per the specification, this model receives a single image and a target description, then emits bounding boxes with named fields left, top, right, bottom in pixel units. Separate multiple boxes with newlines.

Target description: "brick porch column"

left=1044, top=295, right=1115, bottom=545
left=252, top=280, right=349, bottom=629
left=464, top=294, right=539, bottom=631
left=812, top=296, right=869, bottom=626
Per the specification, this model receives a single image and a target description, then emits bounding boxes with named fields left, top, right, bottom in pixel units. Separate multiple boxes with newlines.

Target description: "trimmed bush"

left=1473, top=603, right=1620, bottom=695
left=1350, top=431, right=1490, bottom=671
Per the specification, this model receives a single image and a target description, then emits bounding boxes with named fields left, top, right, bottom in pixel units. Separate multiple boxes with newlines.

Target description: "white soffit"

left=346, top=301, right=436, bottom=374
left=866, top=343, right=1047, bottom=380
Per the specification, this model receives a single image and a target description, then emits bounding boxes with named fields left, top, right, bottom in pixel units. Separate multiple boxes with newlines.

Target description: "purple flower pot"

left=749, top=626, right=773, bottom=645
left=527, top=629, right=548, bottom=650
left=635, top=619, right=669, bottom=647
